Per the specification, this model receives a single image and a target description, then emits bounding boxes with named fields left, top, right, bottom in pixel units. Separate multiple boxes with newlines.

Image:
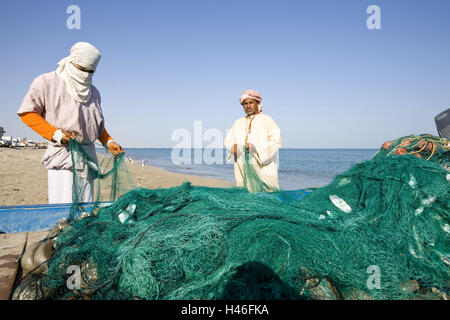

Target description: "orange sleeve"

left=19, top=112, right=57, bottom=141
left=98, top=128, right=113, bottom=146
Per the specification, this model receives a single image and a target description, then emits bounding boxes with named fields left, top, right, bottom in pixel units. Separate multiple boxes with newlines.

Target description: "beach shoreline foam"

left=0, top=147, right=234, bottom=206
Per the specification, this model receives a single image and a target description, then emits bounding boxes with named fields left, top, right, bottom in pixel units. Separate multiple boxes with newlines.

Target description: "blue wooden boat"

left=0, top=203, right=96, bottom=234
left=0, top=189, right=313, bottom=234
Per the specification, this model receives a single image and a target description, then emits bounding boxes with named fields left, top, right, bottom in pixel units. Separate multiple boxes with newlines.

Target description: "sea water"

left=102, top=148, right=378, bottom=190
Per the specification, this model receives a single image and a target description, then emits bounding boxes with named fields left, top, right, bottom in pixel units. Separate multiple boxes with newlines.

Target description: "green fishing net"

left=68, top=139, right=136, bottom=222
left=12, top=134, right=450, bottom=300
left=242, top=148, right=279, bottom=193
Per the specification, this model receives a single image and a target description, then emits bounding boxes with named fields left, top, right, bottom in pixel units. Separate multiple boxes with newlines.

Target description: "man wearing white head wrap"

left=18, top=42, right=124, bottom=204
left=224, top=89, right=281, bottom=193
left=56, top=42, right=102, bottom=104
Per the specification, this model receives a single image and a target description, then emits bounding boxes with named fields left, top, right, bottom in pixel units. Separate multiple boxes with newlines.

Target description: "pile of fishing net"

left=12, top=134, right=449, bottom=300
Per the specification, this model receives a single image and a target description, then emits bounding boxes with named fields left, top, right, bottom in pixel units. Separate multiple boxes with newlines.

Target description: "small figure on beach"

left=17, top=42, right=124, bottom=204
left=224, top=89, right=281, bottom=193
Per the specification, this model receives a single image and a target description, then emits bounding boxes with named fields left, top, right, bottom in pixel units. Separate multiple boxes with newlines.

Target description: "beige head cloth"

left=56, top=42, right=102, bottom=104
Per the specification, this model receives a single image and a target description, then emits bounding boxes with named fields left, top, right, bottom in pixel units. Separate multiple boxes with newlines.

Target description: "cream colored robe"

left=224, top=113, right=281, bottom=192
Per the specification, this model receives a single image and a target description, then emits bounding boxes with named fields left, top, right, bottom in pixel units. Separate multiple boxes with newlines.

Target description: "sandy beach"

left=0, top=147, right=234, bottom=206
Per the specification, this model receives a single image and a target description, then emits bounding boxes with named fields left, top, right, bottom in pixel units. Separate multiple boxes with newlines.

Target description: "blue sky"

left=1, top=0, right=449, bottom=148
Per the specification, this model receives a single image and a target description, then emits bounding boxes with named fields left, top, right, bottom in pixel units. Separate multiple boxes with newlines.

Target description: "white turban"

left=56, top=42, right=102, bottom=104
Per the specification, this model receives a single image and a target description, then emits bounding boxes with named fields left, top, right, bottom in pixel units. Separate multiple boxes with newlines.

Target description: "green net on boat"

left=12, top=134, right=449, bottom=300
left=68, top=139, right=136, bottom=222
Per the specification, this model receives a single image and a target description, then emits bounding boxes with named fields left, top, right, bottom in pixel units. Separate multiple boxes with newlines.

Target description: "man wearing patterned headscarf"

left=18, top=42, right=124, bottom=204
left=224, top=89, right=282, bottom=192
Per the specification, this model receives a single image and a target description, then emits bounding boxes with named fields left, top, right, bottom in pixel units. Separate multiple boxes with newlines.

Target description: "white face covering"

left=56, top=42, right=101, bottom=104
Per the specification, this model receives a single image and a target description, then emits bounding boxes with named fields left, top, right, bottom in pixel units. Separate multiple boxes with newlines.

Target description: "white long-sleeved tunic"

left=224, top=113, right=281, bottom=192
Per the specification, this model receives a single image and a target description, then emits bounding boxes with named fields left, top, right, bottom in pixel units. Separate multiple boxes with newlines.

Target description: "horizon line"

left=96, top=146, right=380, bottom=150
